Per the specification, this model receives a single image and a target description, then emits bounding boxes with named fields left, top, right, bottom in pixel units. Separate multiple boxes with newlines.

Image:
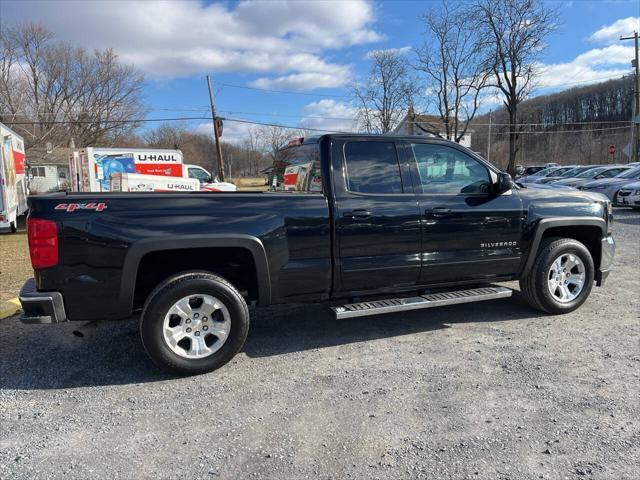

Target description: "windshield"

left=575, top=167, right=606, bottom=178
left=559, top=166, right=592, bottom=177
left=530, top=167, right=557, bottom=177
left=550, top=167, right=575, bottom=177
left=615, top=166, right=640, bottom=179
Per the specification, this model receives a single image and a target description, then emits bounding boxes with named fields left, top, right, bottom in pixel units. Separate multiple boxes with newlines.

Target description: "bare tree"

left=0, top=23, right=146, bottom=151
left=353, top=49, right=415, bottom=133
left=415, top=1, right=490, bottom=143
left=475, top=0, right=557, bottom=175
left=257, top=124, right=300, bottom=162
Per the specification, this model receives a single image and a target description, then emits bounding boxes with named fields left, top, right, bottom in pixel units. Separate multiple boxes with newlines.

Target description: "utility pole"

left=487, top=109, right=492, bottom=162
left=206, top=75, right=225, bottom=181
left=620, top=31, right=640, bottom=162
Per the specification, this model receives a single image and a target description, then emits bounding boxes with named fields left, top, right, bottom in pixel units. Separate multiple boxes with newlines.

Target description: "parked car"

left=516, top=166, right=561, bottom=184
left=615, top=181, right=640, bottom=210
left=534, top=165, right=601, bottom=185
left=19, top=134, right=615, bottom=375
left=551, top=166, right=630, bottom=188
left=522, top=166, right=547, bottom=176
left=580, top=166, right=640, bottom=204
left=544, top=162, right=560, bottom=168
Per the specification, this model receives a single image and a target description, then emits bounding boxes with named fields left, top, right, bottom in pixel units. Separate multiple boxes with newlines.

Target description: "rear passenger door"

left=331, top=137, right=422, bottom=294
left=402, top=141, right=524, bottom=285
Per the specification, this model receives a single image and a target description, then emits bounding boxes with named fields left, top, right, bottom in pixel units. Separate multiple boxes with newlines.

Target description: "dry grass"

left=0, top=217, right=31, bottom=302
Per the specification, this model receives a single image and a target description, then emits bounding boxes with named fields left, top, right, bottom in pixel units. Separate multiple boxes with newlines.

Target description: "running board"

left=332, top=286, right=512, bottom=319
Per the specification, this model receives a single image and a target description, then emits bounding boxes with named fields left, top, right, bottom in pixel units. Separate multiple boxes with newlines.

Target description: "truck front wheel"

left=140, top=272, right=249, bottom=375
left=520, top=237, right=595, bottom=314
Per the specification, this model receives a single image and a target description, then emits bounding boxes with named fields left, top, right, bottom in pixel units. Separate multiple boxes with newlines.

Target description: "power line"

left=492, top=125, right=632, bottom=135
left=1, top=113, right=633, bottom=136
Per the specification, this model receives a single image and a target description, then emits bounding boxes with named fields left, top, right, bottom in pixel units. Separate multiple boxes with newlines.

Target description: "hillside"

left=470, top=76, right=635, bottom=168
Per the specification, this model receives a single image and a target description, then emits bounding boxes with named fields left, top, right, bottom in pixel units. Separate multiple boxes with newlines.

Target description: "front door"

left=402, top=141, right=524, bottom=285
left=332, top=138, right=422, bottom=293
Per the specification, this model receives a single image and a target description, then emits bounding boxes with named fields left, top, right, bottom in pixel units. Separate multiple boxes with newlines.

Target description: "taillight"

left=27, top=218, right=59, bottom=269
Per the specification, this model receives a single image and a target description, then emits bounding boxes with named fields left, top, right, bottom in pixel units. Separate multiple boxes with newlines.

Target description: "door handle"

left=344, top=209, right=372, bottom=219
left=427, top=207, right=452, bottom=218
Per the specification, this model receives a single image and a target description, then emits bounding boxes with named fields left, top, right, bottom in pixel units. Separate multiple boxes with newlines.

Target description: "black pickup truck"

left=20, top=134, right=615, bottom=375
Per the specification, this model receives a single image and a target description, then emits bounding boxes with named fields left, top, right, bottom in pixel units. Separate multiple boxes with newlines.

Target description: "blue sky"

left=2, top=0, right=639, bottom=141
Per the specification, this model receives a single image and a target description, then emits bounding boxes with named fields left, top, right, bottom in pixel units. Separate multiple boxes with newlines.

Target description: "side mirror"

left=495, top=172, right=513, bottom=194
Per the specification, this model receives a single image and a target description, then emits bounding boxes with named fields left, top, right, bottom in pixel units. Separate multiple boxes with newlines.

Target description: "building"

left=393, top=109, right=473, bottom=148
left=24, top=146, right=73, bottom=193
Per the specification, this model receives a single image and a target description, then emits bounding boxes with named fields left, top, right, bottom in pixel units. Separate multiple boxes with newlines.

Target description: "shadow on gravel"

left=612, top=209, right=640, bottom=226
left=243, top=292, right=543, bottom=359
left=0, top=291, right=543, bottom=390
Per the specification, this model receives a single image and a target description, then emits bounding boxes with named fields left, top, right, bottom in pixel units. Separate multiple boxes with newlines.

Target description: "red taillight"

left=27, top=218, right=59, bottom=269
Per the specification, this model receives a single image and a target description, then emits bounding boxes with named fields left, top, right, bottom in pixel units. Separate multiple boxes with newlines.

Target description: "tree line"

left=470, top=77, right=635, bottom=168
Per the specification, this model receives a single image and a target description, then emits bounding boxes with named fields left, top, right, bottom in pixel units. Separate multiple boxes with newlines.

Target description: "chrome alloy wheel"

left=162, top=294, right=231, bottom=359
left=547, top=253, right=586, bottom=303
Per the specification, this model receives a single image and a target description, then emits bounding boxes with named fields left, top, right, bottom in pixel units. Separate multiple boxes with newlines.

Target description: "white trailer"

left=0, top=123, right=28, bottom=232
left=70, top=147, right=236, bottom=192
left=69, top=147, right=184, bottom=192
left=110, top=173, right=200, bottom=192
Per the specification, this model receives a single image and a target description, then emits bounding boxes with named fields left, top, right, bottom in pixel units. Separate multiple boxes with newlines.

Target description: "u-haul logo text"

left=55, top=202, right=107, bottom=212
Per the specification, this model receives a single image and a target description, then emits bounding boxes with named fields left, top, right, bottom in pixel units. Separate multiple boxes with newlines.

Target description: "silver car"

left=551, top=166, right=630, bottom=188
left=580, top=166, right=640, bottom=204
left=616, top=181, right=640, bottom=210
left=533, top=165, right=599, bottom=185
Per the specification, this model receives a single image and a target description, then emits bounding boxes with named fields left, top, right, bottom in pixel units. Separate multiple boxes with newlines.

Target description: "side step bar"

left=332, top=286, right=512, bottom=319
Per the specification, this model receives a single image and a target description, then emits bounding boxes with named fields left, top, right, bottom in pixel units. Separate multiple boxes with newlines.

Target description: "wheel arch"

left=519, top=217, right=606, bottom=277
left=119, top=234, right=271, bottom=317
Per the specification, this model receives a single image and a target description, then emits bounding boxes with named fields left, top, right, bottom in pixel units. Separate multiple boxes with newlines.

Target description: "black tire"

left=140, top=271, right=249, bottom=375
left=519, top=237, right=595, bottom=314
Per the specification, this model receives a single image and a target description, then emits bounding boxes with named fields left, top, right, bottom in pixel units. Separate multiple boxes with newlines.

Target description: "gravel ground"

left=1, top=209, right=638, bottom=480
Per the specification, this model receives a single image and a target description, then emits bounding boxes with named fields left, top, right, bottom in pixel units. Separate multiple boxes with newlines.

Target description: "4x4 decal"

left=55, top=202, right=107, bottom=212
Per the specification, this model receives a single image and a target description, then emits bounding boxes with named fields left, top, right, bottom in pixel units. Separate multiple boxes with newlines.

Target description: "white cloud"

left=2, top=0, right=381, bottom=87
left=589, top=17, right=640, bottom=44
left=366, top=46, right=412, bottom=58
left=298, top=99, right=357, bottom=132
left=195, top=119, right=256, bottom=144
left=250, top=71, right=350, bottom=91
left=537, top=44, right=633, bottom=89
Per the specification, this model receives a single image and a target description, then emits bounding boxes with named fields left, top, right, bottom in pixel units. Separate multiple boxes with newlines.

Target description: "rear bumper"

left=19, top=278, right=68, bottom=324
left=595, top=235, right=615, bottom=287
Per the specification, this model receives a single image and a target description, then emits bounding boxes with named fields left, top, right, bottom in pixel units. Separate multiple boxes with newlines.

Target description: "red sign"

left=135, top=163, right=184, bottom=177
left=608, top=144, right=616, bottom=155
left=13, top=150, right=25, bottom=174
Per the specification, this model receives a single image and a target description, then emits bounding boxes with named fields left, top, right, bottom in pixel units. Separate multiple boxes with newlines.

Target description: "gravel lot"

left=1, top=209, right=638, bottom=480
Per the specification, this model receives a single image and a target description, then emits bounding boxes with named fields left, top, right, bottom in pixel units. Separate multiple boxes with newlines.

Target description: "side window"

left=188, top=167, right=211, bottom=182
left=411, top=144, right=490, bottom=194
left=344, top=141, right=403, bottom=194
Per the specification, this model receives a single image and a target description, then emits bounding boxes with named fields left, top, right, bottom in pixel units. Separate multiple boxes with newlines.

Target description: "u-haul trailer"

left=110, top=173, right=200, bottom=192
left=0, top=123, right=28, bottom=232
left=69, top=147, right=184, bottom=192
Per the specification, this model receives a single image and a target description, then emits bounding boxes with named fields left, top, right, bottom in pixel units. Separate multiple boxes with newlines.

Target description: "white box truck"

left=0, top=123, right=28, bottom=232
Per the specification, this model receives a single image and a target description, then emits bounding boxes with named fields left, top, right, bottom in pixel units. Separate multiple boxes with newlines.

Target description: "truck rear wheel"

left=520, top=237, right=594, bottom=314
left=140, top=272, right=249, bottom=375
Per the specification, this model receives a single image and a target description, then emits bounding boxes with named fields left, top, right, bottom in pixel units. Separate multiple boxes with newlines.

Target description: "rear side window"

left=273, top=143, right=322, bottom=192
left=344, top=141, right=403, bottom=194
